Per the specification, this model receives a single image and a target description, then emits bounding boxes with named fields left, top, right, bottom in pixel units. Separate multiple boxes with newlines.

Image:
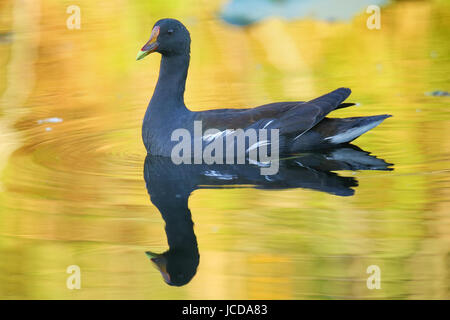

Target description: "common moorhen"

left=137, top=18, right=391, bottom=158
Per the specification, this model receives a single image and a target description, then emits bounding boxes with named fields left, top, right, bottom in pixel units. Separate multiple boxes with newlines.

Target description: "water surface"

left=0, top=0, right=449, bottom=299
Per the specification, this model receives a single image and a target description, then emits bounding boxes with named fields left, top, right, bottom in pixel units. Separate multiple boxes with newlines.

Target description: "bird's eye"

left=167, top=29, right=174, bottom=35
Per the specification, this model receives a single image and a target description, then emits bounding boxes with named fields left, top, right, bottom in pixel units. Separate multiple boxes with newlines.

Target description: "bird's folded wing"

left=198, top=88, right=352, bottom=136
left=278, top=87, right=351, bottom=137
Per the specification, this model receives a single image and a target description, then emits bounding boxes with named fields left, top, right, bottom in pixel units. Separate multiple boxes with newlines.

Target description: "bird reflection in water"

left=143, top=146, right=392, bottom=286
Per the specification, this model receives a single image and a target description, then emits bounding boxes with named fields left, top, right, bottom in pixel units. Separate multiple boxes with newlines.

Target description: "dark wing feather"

left=196, top=102, right=295, bottom=130
left=196, top=88, right=352, bottom=136
left=278, top=87, right=351, bottom=137
left=335, top=102, right=356, bottom=110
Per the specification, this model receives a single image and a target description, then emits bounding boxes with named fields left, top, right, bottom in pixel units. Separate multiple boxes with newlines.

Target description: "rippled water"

left=0, top=0, right=449, bottom=299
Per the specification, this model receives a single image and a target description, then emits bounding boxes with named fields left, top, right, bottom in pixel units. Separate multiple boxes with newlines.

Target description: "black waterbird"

left=137, top=18, right=391, bottom=157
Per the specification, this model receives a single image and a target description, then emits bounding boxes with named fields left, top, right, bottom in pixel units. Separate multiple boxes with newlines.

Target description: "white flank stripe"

left=263, top=120, right=274, bottom=129
left=202, top=129, right=235, bottom=143
left=246, top=140, right=270, bottom=152
left=203, top=170, right=236, bottom=180
left=248, top=158, right=271, bottom=167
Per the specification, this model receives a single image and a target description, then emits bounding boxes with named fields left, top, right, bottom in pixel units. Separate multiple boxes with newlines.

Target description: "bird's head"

left=146, top=249, right=199, bottom=287
left=136, top=18, right=191, bottom=61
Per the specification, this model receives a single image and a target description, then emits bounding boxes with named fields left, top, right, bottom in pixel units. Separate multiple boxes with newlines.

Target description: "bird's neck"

left=164, top=206, right=198, bottom=252
left=149, top=53, right=190, bottom=111
left=152, top=197, right=198, bottom=252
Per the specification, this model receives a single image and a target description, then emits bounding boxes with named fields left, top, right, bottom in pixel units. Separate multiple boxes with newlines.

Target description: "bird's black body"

left=139, top=19, right=391, bottom=157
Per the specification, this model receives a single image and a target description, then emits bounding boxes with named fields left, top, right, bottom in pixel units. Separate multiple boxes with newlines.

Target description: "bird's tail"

left=324, top=114, right=392, bottom=144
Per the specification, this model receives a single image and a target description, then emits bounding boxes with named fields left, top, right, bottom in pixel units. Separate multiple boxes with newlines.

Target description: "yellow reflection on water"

left=0, top=0, right=449, bottom=299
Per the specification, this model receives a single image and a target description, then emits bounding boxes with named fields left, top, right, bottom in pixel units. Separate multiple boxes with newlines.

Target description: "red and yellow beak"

left=136, top=26, right=160, bottom=61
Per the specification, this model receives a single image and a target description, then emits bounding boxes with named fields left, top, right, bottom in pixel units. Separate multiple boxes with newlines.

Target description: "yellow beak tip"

left=136, top=50, right=148, bottom=61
